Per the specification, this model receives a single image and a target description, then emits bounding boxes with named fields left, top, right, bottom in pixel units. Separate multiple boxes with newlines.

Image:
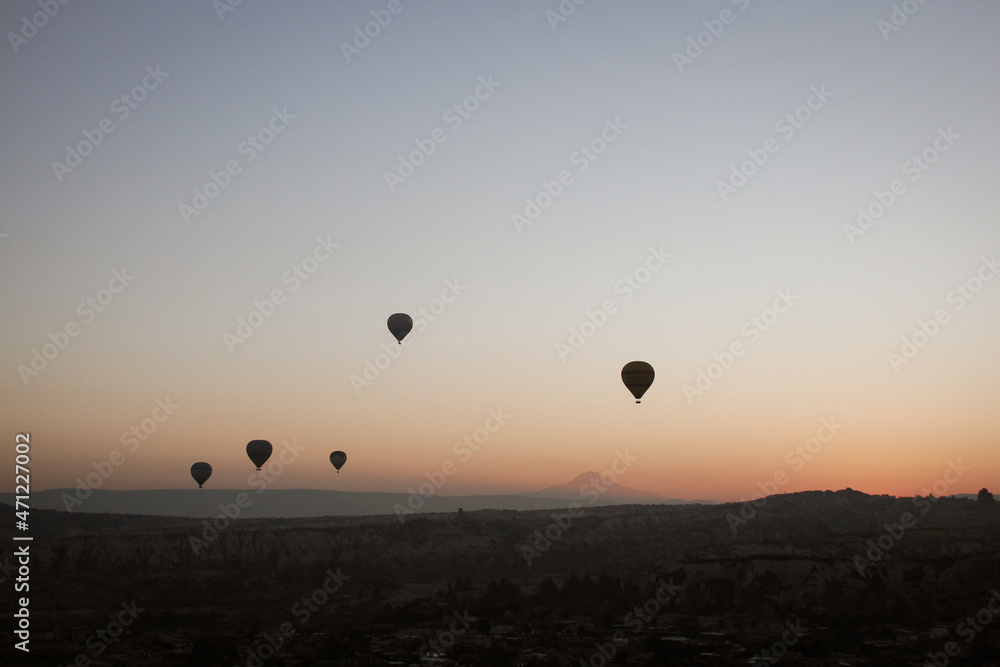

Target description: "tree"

left=535, top=577, right=559, bottom=603
left=978, top=488, right=996, bottom=504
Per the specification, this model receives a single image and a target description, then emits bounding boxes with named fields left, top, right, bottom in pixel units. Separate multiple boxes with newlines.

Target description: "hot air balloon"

left=190, top=462, right=212, bottom=488
left=387, top=313, right=413, bottom=344
left=330, top=450, right=347, bottom=472
left=621, top=361, right=654, bottom=403
left=246, top=440, right=273, bottom=471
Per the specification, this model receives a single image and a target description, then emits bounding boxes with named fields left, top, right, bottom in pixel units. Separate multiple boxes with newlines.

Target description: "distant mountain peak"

left=520, top=471, right=678, bottom=504
left=563, top=471, right=636, bottom=492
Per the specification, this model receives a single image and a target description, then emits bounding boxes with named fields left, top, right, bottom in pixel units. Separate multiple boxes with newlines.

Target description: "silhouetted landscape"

left=4, top=489, right=1000, bottom=665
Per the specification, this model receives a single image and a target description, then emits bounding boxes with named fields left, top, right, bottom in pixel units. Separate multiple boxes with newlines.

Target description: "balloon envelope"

left=190, top=462, right=212, bottom=488
left=621, top=361, right=654, bottom=403
left=387, top=313, right=413, bottom=344
left=330, top=450, right=347, bottom=472
left=246, top=440, right=273, bottom=470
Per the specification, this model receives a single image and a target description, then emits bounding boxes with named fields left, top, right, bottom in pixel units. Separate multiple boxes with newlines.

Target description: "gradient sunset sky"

left=2, top=1, right=998, bottom=503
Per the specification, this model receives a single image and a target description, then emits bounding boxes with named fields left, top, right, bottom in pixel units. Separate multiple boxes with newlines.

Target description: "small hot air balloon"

left=621, top=361, right=654, bottom=403
left=387, top=313, right=413, bottom=344
left=246, top=440, right=273, bottom=471
left=190, top=462, right=212, bottom=488
left=330, top=450, right=347, bottom=472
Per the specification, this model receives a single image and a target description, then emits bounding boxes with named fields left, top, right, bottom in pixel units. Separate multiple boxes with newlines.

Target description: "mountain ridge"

left=519, top=470, right=683, bottom=504
left=4, top=471, right=697, bottom=518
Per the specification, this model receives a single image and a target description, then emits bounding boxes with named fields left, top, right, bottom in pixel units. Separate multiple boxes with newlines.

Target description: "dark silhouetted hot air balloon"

left=190, top=462, right=212, bottom=488
left=387, top=313, right=413, bottom=344
left=621, top=361, right=654, bottom=403
left=330, top=451, right=347, bottom=472
left=246, top=440, right=273, bottom=471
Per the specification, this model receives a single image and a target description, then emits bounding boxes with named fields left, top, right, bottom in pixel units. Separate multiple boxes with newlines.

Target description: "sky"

left=2, top=1, right=999, bottom=504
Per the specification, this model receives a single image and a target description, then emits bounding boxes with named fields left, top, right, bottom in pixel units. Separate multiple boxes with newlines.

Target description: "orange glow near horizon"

left=2, top=3, right=999, bottom=508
